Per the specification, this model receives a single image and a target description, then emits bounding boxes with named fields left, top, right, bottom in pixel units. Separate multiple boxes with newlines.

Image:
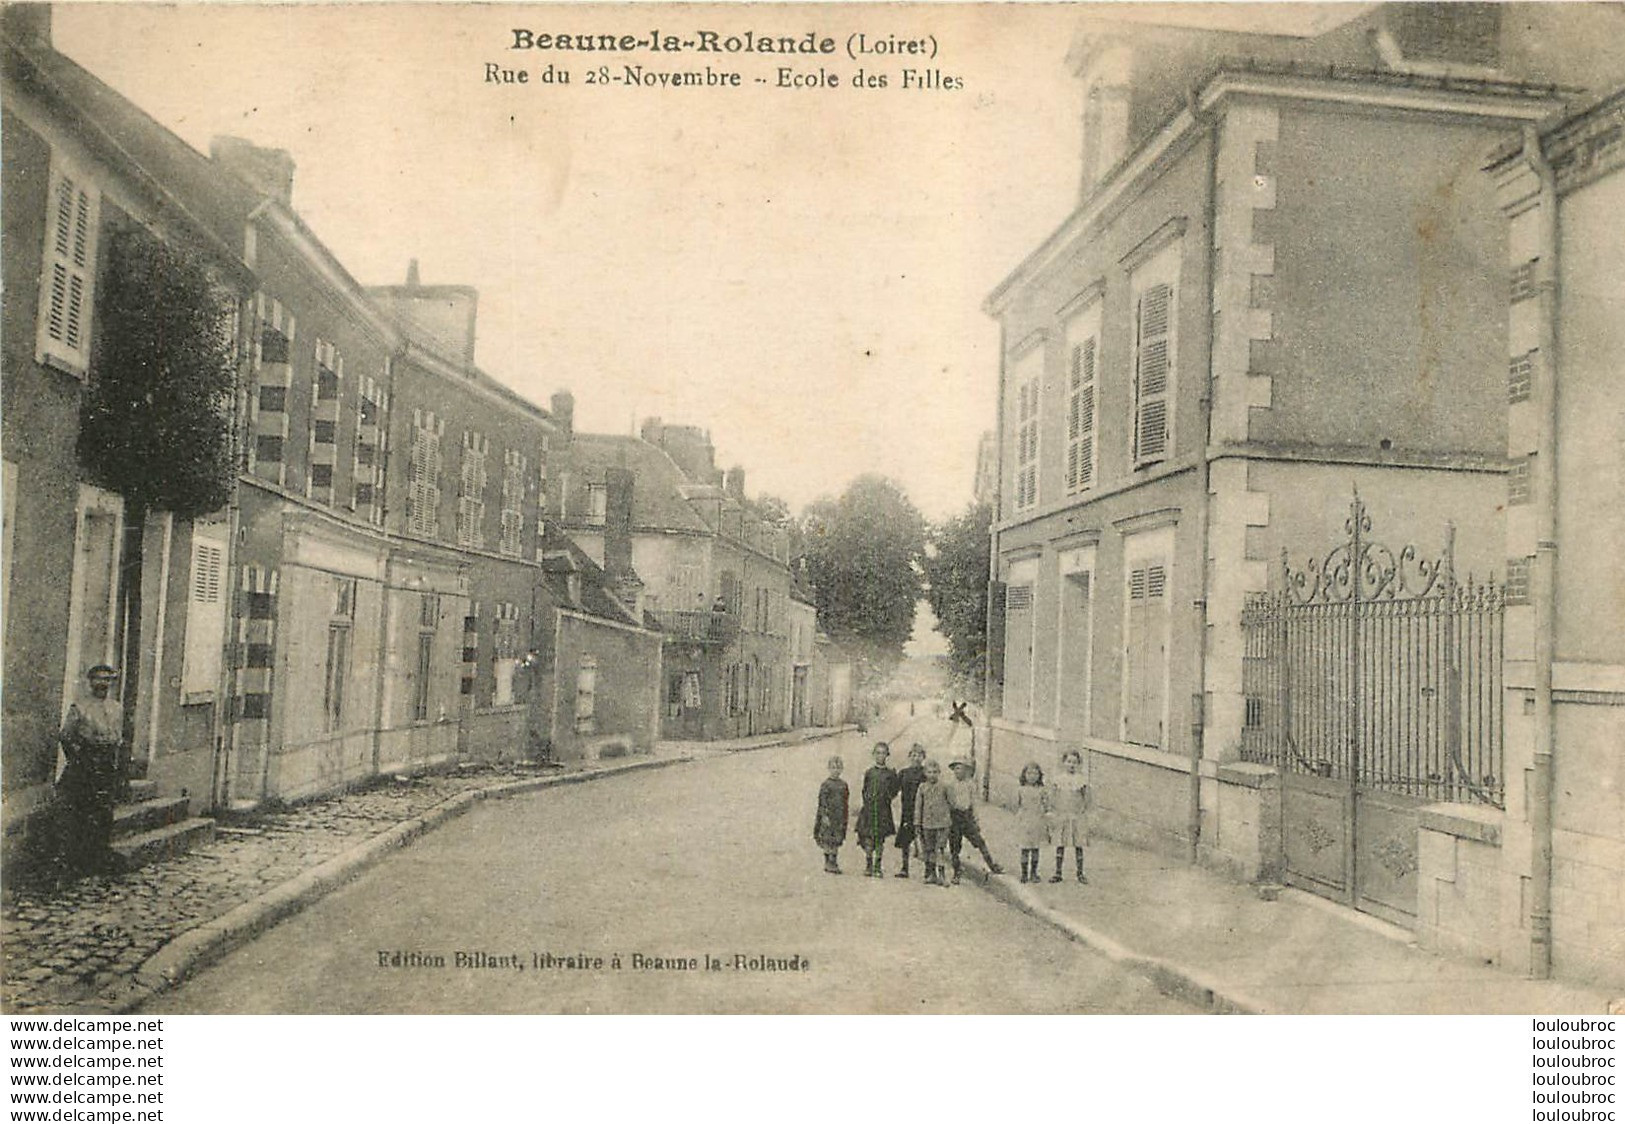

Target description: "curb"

left=719, top=726, right=854, bottom=754
left=968, top=863, right=1272, bottom=1015
left=110, top=753, right=694, bottom=1013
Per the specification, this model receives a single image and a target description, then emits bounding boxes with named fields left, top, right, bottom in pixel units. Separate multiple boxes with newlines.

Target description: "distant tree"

left=800, top=475, right=925, bottom=677
left=922, top=501, right=991, bottom=691
left=78, top=226, right=239, bottom=747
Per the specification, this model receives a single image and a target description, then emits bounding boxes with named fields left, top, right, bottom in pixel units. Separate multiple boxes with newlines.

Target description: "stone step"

left=110, top=818, right=215, bottom=873
left=126, top=779, right=158, bottom=803
left=112, top=796, right=190, bottom=839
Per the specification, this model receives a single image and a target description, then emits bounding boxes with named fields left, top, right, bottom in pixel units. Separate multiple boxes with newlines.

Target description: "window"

left=1015, top=376, right=1040, bottom=511
left=1001, top=556, right=1038, bottom=723
left=309, top=340, right=343, bottom=506
left=353, top=376, right=387, bottom=523
left=574, top=655, right=598, bottom=734
left=492, top=602, right=520, bottom=706
left=671, top=561, right=704, bottom=610
left=585, top=482, right=607, bottom=526
left=1508, top=351, right=1535, bottom=405
left=414, top=593, right=440, bottom=723
left=1510, top=259, right=1540, bottom=303
left=499, top=452, right=527, bottom=557
left=408, top=414, right=443, bottom=538
left=1065, top=300, right=1101, bottom=493
left=1122, top=530, right=1172, bottom=748
left=323, top=625, right=350, bottom=733
left=1133, top=283, right=1173, bottom=465
left=1131, top=240, right=1180, bottom=467
left=1057, top=546, right=1096, bottom=735
left=181, top=534, right=228, bottom=697
left=36, top=156, right=100, bottom=375
left=458, top=432, right=488, bottom=549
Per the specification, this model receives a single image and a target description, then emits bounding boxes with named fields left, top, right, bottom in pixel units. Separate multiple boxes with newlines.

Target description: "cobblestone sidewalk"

left=2, top=764, right=568, bottom=1014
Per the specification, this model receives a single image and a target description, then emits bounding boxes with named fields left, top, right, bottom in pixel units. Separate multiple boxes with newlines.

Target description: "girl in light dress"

left=1014, top=761, right=1051, bottom=883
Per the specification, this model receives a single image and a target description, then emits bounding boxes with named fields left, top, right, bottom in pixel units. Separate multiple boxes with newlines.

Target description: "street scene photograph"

left=2, top=1, right=1623, bottom=1022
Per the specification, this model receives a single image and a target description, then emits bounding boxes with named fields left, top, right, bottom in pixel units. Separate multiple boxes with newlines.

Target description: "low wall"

left=462, top=705, right=528, bottom=763
left=376, top=721, right=458, bottom=779
left=1202, top=763, right=1281, bottom=883
left=268, top=729, right=375, bottom=803
left=1416, top=803, right=1506, bottom=967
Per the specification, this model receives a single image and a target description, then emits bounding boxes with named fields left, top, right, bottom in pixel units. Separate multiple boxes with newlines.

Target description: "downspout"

left=213, top=289, right=254, bottom=811
left=1187, top=94, right=1219, bottom=865
left=982, top=320, right=1007, bottom=802
left=1523, top=124, right=1559, bottom=980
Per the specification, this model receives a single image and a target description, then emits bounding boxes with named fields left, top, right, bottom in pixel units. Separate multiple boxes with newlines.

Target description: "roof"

left=4, top=30, right=251, bottom=274
left=536, top=528, right=643, bottom=629
left=569, top=434, right=713, bottom=534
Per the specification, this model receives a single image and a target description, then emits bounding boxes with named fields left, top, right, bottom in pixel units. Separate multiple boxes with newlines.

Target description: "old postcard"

left=2, top=1, right=1622, bottom=1020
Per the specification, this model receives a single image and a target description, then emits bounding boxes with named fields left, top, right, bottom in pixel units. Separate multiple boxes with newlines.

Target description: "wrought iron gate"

left=1240, top=493, right=1504, bottom=924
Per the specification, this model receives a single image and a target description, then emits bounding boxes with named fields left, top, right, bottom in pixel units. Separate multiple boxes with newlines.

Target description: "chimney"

left=603, top=466, right=643, bottom=616
left=725, top=466, right=746, bottom=500
left=640, top=417, right=664, bottom=447
left=406, top=258, right=421, bottom=287
left=210, top=136, right=296, bottom=206
left=3, top=5, right=52, bottom=48
left=550, top=390, right=574, bottom=443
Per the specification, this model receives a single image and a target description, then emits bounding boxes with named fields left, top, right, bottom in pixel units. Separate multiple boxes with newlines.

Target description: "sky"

left=52, top=3, right=1098, bottom=523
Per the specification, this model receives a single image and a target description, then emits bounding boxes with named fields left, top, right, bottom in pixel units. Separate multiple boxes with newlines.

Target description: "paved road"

left=145, top=732, right=1195, bottom=1014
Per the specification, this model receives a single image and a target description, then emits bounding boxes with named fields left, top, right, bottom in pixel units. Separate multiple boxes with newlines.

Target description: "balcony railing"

left=651, top=609, right=739, bottom=645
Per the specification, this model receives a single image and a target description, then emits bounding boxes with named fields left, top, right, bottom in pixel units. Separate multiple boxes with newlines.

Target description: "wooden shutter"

left=1068, top=338, right=1096, bottom=492
left=1124, top=561, right=1168, bottom=746
left=38, top=164, right=99, bottom=372
left=1134, top=283, right=1172, bottom=464
left=181, top=535, right=227, bottom=695
left=409, top=427, right=430, bottom=535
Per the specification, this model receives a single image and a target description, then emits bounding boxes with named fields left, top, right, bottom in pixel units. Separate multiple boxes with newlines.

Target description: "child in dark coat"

left=892, top=744, right=928, bottom=879
left=814, top=756, right=849, bottom=874
left=855, top=742, right=899, bottom=877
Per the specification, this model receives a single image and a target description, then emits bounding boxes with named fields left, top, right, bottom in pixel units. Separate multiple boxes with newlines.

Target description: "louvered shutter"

left=1134, top=283, right=1172, bottom=464
left=1068, top=338, right=1097, bottom=492
left=181, top=536, right=227, bottom=695
left=38, top=164, right=99, bottom=373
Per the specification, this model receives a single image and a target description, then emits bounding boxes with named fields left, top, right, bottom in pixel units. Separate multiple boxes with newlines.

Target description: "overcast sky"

left=53, top=3, right=1107, bottom=523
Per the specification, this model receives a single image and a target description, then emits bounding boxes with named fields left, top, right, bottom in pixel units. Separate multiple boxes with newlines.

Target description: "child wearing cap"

left=945, top=755, right=1004, bottom=884
left=813, top=756, right=849, bottom=875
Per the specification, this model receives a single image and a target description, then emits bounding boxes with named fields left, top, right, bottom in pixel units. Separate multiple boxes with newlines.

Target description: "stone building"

left=2, top=8, right=662, bottom=882
left=550, top=419, right=797, bottom=741
left=982, top=4, right=1589, bottom=938
left=2, top=6, right=251, bottom=869
left=1458, top=87, right=1625, bottom=988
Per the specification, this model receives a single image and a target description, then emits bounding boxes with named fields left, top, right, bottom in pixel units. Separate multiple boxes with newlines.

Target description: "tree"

left=79, top=227, right=238, bottom=518
left=799, top=475, right=925, bottom=677
left=78, top=226, right=239, bottom=754
left=922, top=501, right=991, bottom=691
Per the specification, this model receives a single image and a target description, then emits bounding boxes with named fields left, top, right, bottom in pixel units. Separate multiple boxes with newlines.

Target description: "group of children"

left=814, top=742, right=1091, bottom=887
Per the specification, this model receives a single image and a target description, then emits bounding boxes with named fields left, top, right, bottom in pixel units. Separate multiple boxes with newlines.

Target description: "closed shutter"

left=1123, top=561, right=1168, bottom=746
left=1067, top=337, right=1096, bottom=492
left=37, top=163, right=99, bottom=373
left=181, top=535, right=227, bottom=695
left=1134, top=283, right=1172, bottom=464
